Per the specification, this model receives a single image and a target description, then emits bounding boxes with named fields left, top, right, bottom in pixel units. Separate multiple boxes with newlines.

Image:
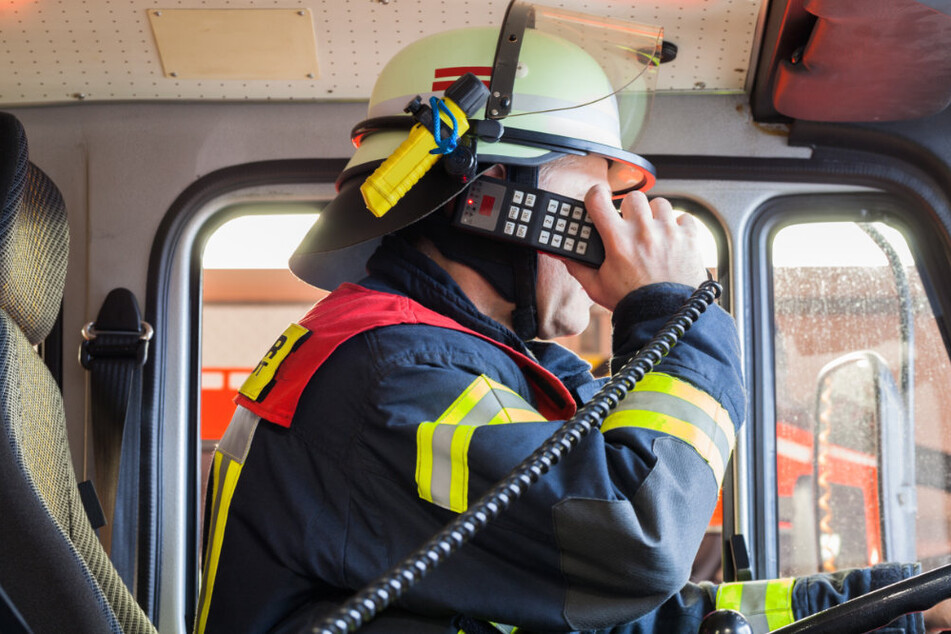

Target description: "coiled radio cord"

left=311, top=280, right=723, bottom=634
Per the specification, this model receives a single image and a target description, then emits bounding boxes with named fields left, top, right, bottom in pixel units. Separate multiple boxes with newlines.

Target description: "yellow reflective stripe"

left=458, top=622, right=518, bottom=633
left=715, top=578, right=796, bottom=632
left=603, top=410, right=727, bottom=483
left=415, top=375, right=544, bottom=513
left=602, top=372, right=734, bottom=484
left=449, top=423, right=478, bottom=512
left=487, top=407, right=547, bottom=424
left=416, top=421, right=437, bottom=504
left=195, top=452, right=244, bottom=633
left=764, top=578, right=796, bottom=630
left=716, top=581, right=743, bottom=611
left=637, top=373, right=734, bottom=445
left=437, top=377, right=494, bottom=426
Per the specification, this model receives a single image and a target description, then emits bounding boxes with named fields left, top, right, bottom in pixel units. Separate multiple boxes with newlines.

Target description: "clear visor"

left=491, top=0, right=662, bottom=153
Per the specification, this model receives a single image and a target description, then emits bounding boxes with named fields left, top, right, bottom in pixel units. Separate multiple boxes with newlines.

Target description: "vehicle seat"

left=0, top=111, right=156, bottom=633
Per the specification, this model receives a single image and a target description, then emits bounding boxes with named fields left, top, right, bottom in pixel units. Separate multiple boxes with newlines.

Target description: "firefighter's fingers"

left=648, top=195, right=677, bottom=225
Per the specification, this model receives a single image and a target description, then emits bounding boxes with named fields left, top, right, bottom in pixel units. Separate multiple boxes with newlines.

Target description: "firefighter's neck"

left=416, top=238, right=516, bottom=331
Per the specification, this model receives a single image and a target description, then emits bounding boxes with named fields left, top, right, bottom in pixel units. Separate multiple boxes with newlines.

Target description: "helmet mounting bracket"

left=486, top=0, right=533, bottom=120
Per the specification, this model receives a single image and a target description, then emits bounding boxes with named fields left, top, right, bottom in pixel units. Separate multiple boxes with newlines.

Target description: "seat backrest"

left=0, top=112, right=156, bottom=633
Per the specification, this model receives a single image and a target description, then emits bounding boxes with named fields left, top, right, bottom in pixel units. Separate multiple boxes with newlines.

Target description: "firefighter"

left=196, top=3, right=949, bottom=632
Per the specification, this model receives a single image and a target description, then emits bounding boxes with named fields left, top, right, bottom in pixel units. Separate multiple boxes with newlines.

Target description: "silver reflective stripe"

left=218, top=405, right=259, bottom=464
left=736, top=581, right=771, bottom=634
left=418, top=375, right=545, bottom=512
left=429, top=394, right=536, bottom=509
left=430, top=423, right=457, bottom=508
left=196, top=406, right=262, bottom=632
left=617, top=390, right=733, bottom=469
left=455, top=388, right=527, bottom=427
left=715, top=578, right=796, bottom=634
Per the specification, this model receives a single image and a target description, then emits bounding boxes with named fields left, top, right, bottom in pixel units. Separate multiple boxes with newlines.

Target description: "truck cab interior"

left=2, top=0, right=951, bottom=631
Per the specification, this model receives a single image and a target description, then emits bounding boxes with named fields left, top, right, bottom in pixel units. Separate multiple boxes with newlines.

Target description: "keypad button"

left=559, top=202, right=571, bottom=216
left=525, top=193, right=536, bottom=207
left=520, top=209, right=532, bottom=223
left=508, top=205, right=520, bottom=220
left=572, top=206, right=584, bottom=220
left=551, top=234, right=563, bottom=248
left=568, top=222, right=579, bottom=236
left=555, top=218, right=567, bottom=232
left=539, top=230, right=550, bottom=245
left=564, top=238, right=575, bottom=251
left=516, top=224, right=528, bottom=238
left=504, top=221, right=516, bottom=235
left=547, top=200, right=559, bottom=213
left=580, top=225, right=592, bottom=239
left=576, top=241, right=588, bottom=255
left=512, top=190, right=524, bottom=204
left=543, top=214, right=555, bottom=229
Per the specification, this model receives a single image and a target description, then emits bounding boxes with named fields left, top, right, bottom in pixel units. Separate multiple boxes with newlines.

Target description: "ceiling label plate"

left=147, top=8, right=320, bottom=80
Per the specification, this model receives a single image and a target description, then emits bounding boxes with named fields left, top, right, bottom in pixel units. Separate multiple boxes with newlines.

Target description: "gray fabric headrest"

left=0, top=113, right=68, bottom=345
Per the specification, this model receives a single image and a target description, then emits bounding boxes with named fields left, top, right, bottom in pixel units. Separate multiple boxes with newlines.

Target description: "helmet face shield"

left=489, top=1, right=661, bottom=154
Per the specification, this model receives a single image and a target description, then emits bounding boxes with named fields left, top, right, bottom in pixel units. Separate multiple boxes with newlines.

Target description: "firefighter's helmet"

left=290, top=0, right=662, bottom=291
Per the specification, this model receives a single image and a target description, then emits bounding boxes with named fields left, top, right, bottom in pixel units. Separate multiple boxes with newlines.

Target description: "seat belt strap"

left=80, top=287, right=152, bottom=590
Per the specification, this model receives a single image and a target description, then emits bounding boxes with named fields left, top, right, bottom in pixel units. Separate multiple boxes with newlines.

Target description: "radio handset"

left=451, top=175, right=607, bottom=267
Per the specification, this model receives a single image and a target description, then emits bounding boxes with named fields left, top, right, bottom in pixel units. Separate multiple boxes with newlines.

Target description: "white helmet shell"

left=290, top=5, right=661, bottom=290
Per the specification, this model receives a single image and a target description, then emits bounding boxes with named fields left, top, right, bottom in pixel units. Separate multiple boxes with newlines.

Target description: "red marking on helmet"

left=434, top=66, right=493, bottom=78
left=432, top=66, right=492, bottom=91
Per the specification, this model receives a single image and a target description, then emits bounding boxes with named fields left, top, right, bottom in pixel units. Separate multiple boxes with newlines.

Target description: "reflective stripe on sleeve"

left=416, top=375, right=545, bottom=513
left=195, top=406, right=260, bottom=633
left=600, top=372, right=735, bottom=485
left=715, top=578, right=796, bottom=632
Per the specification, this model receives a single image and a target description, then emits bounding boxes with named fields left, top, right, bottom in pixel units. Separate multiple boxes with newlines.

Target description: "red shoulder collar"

left=234, top=284, right=576, bottom=426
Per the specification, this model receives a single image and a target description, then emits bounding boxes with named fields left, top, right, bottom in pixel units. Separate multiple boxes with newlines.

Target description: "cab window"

left=199, top=206, right=324, bottom=514
left=767, top=199, right=951, bottom=577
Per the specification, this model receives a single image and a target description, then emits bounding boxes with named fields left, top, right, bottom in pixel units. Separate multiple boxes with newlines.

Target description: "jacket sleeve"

left=313, top=282, right=745, bottom=632
left=613, top=563, right=924, bottom=634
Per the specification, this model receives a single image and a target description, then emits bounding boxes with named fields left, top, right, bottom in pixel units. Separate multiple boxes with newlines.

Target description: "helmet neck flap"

left=401, top=164, right=541, bottom=340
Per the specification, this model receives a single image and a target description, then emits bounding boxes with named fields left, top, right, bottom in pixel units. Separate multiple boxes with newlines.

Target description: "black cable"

left=309, top=280, right=723, bottom=634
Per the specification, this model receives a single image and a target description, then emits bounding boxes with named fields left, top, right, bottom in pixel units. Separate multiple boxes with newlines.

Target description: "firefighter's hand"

left=923, top=597, right=951, bottom=632
left=565, top=185, right=708, bottom=311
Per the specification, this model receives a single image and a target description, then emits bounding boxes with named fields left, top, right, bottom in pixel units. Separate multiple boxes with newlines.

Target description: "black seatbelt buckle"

left=79, top=321, right=153, bottom=369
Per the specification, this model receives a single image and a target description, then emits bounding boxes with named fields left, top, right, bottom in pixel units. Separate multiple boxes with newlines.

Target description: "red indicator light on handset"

left=479, top=195, right=495, bottom=216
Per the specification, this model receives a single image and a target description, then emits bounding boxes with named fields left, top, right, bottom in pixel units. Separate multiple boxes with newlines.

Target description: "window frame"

left=746, top=191, right=951, bottom=580
left=144, top=159, right=344, bottom=628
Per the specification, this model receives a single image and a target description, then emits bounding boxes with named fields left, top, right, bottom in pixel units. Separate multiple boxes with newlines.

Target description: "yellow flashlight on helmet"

left=360, top=72, right=490, bottom=218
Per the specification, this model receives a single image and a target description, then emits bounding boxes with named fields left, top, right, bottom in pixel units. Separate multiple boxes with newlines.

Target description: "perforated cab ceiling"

left=0, top=0, right=765, bottom=105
